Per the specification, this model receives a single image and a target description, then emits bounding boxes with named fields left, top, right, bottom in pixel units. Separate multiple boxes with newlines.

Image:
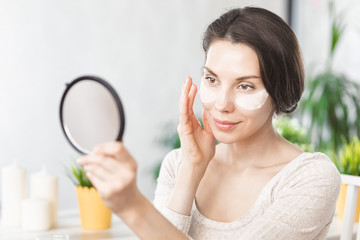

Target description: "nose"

left=214, top=89, right=235, bottom=113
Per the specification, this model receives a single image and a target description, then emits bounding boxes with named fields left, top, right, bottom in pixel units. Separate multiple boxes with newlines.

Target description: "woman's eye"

left=238, top=84, right=253, bottom=91
left=205, top=76, right=217, bottom=84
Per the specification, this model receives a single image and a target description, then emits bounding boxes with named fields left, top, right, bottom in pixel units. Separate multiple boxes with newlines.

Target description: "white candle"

left=30, top=167, right=58, bottom=227
left=22, top=197, right=51, bottom=231
left=1, top=162, right=27, bottom=227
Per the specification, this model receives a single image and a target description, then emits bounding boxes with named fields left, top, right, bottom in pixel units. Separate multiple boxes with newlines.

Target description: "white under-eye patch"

left=199, top=79, right=269, bottom=110
left=199, top=80, right=217, bottom=103
left=235, top=89, right=269, bottom=110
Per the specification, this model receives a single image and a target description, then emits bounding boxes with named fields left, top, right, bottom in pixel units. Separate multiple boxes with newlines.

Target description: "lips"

left=213, top=118, right=241, bottom=130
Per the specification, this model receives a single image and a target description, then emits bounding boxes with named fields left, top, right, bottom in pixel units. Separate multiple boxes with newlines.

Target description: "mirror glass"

left=59, top=76, right=125, bottom=155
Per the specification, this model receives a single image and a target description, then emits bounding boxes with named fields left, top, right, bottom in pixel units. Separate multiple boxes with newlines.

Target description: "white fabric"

left=153, top=149, right=341, bottom=240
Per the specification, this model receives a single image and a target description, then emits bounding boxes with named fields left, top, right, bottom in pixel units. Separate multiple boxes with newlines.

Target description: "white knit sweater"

left=153, top=149, right=341, bottom=240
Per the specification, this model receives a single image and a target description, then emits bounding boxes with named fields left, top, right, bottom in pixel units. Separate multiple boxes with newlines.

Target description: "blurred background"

left=0, top=0, right=359, bottom=213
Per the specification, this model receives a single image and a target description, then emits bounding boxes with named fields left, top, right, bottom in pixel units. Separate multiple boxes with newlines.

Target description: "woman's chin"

left=212, top=132, right=239, bottom=144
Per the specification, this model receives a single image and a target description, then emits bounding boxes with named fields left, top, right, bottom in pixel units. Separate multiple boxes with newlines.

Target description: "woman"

left=78, top=7, right=341, bottom=240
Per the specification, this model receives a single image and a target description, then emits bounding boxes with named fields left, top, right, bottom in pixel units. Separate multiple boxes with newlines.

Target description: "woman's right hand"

left=166, top=77, right=216, bottom=216
left=177, top=77, right=216, bottom=172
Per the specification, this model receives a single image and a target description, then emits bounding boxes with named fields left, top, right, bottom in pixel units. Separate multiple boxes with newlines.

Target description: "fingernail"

left=93, top=146, right=100, bottom=153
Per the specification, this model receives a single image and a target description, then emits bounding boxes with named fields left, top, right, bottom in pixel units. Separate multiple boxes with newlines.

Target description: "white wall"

left=293, top=0, right=360, bottom=84
left=0, top=0, right=287, bottom=211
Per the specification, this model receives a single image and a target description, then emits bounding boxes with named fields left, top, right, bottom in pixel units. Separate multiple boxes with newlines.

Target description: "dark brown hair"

left=203, top=7, right=304, bottom=114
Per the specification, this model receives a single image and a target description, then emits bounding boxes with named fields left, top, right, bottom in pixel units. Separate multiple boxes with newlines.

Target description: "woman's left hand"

left=77, top=141, right=140, bottom=216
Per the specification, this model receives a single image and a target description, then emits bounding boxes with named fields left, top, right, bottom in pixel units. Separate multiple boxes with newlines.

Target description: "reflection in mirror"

left=60, top=76, right=125, bottom=155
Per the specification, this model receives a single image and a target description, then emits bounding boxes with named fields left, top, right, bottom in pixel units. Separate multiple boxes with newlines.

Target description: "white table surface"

left=0, top=211, right=356, bottom=240
left=0, top=211, right=139, bottom=240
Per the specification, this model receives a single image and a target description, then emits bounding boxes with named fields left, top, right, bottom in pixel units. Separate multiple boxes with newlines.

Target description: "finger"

left=178, top=80, right=186, bottom=109
left=92, top=141, right=125, bottom=156
left=179, top=77, right=193, bottom=125
left=77, top=154, right=101, bottom=167
left=77, top=154, right=118, bottom=170
left=85, top=171, right=107, bottom=193
left=77, top=154, right=100, bottom=166
left=188, top=83, right=197, bottom=116
left=78, top=155, right=119, bottom=174
left=77, top=155, right=92, bottom=167
left=202, top=109, right=214, bottom=135
left=83, top=163, right=109, bottom=181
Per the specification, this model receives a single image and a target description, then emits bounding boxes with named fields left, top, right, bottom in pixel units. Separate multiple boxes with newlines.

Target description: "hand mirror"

left=59, top=75, right=125, bottom=155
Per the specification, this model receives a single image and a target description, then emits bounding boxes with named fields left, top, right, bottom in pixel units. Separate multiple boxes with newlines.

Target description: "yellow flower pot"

left=336, top=183, right=360, bottom=222
left=76, top=186, right=112, bottom=230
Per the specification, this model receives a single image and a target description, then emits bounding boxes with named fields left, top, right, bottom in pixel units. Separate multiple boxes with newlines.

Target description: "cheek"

left=244, top=98, right=274, bottom=130
left=235, top=89, right=269, bottom=110
left=201, top=101, right=213, bottom=112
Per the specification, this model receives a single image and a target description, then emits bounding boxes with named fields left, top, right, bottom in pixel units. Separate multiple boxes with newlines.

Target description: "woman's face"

left=200, top=40, right=274, bottom=144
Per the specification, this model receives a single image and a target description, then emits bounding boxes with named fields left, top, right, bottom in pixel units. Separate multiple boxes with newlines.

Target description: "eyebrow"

left=203, top=66, right=261, bottom=81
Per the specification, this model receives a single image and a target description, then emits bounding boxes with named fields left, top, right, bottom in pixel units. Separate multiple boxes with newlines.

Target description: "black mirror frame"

left=59, top=75, right=125, bottom=155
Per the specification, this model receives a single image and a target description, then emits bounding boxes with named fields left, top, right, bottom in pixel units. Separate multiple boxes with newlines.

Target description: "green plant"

left=274, top=116, right=313, bottom=152
left=328, top=0, right=345, bottom=59
left=300, top=71, right=360, bottom=151
left=65, top=160, right=93, bottom=188
left=333, top=136, right=360, bottom=176
left=298, top=0, right=360, bottom=152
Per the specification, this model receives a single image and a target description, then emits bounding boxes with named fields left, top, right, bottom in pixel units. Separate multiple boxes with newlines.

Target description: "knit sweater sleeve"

left=241, top=153, right=341, bottom=240
left=153, top=149, right=194, bottom=238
